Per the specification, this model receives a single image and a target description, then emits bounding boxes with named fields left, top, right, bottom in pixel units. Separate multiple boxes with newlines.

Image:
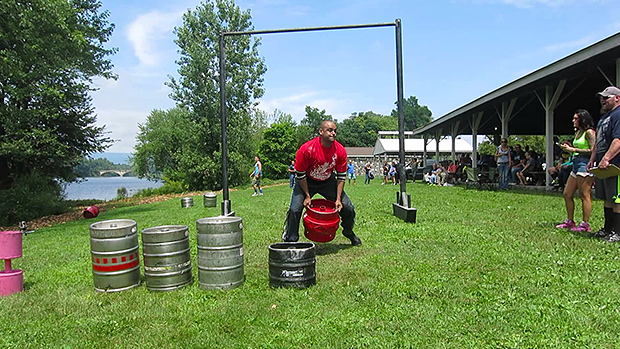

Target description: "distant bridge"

left=99, top=170, right=131, bottom=177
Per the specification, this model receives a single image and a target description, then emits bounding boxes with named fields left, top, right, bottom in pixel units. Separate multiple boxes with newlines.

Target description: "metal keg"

left=89, top=219, right=140, bottom=292
left=196, top=216, right=244, bottom=290
left=181, top=197, right=194, bottom=208
left=269, top=242, right=316, bottom=288
left=203, top=192, right=217, bottom=207
left=141, top=225, right=193, bottom=291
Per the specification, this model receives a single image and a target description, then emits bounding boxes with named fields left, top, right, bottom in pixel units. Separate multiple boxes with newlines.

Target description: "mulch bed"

left=0, top=191, right=209, bottom=232
left=0, top=182, right=287, bottom=232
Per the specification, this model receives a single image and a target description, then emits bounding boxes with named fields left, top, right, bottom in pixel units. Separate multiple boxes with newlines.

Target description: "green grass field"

left=2, top=181, right=620, bottom=348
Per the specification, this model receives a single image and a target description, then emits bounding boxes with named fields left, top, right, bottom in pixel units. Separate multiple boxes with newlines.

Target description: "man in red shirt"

left=282, top=120, right=361, bottom=245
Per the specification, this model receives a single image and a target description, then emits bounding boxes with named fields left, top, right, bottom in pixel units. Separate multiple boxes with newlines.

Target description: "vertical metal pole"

left=395, top=19, right=408, bottom=205
left=435, top=131, right=440, bottom=162
left=616, top=58, right=620, bottom=85
left=219, top=33, right=231, bottom=215
left=545, top=85, right=554, bottom=190
left=423, top=134, right=428, bottom=167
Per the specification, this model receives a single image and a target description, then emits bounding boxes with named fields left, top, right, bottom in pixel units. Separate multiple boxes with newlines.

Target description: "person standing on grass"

left=389, top=161, right=397, bottom=185
left=382, top=161, right=390, bottom=185
left=288, top=160, right=296, bottom=189
left=588, top=86, right=620, bottom=242
left=250, top=155, right=263, bottom=196
left=282, top=120, right=361, bottom=246
left=347, top=160, right=357, bottom=185
left=495, top=138, right=511, bottom=190
left=555, top=109, right=596, bottom=232
left=364, top=162, right=372, bottom=184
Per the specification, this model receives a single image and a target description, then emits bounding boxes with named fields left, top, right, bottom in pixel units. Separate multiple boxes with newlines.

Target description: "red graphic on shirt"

left=295, top=137, right=347, bottom=181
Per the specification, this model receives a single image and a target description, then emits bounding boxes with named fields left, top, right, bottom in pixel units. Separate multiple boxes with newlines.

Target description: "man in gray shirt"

left=589, top=86, right=620, bottom=241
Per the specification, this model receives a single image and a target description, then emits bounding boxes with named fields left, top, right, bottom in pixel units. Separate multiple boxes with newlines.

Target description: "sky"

left=91, top=0, right=620, bottom=153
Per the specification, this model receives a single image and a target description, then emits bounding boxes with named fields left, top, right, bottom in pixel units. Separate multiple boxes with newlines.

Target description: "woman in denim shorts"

left=556, top=109, right=596, bottom=232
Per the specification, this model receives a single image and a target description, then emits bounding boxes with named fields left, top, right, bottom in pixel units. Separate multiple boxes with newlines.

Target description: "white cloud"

left=466, top=0, right=603, bottom=8
left=500, top=0, right=569, bottom=8
left=95, top=109, right=149, bottom=153
left=126, top=11, right=183, bottom=67
left=257, top=91, right=353, bottom=122
left=239, top=0, right=310, bottom=17
left=257, top=92, right=317, bottom=120
left=543, top=34, right=599, bottom=53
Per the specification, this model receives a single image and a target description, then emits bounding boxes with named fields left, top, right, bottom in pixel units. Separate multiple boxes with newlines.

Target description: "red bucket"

left=83, top=205, right=100, bottom=219
left=303, top=199, right=340, bottom=243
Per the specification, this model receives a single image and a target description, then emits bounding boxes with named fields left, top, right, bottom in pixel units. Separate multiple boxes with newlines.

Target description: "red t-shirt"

left=295, top=137, right=348, bottom=181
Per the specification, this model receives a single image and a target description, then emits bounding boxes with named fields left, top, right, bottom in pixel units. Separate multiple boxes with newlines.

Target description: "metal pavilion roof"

left=373, top=137, right=472, bottom=156
left=413, top=31, right=620, bottom=137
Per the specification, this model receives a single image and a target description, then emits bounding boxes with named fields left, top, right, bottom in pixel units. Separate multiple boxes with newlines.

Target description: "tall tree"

left=258, top=118, right=298, bottom=179
left=337, top=111, right=397, bottom=147
left=133, top=107, right=205, bottom=185
left=297, top=106, right=332, bottom=145
left=391, top=96, right=433, bottom=130
left=165, top=0, right=266, bottom=189
left=0, top=0, right=116, bottom=190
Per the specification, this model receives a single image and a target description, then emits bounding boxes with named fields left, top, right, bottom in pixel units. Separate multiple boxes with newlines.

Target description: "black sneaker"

left=592, top=228, right=611, bottom=239
left=605, top=231, right=620, bottom=243
left=343, top=230, right=362, bottom=246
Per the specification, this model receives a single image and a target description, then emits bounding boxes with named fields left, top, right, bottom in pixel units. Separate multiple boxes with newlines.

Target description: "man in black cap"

left=589, top=86, right=620, bottom=241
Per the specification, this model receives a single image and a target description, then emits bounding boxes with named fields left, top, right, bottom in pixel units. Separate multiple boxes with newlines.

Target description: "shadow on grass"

left=314, top=243, right=354, bottom=256
left=23, top=281, right=34, bottom=291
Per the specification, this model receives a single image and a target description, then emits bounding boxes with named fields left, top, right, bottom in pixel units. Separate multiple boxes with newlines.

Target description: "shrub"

left=0, top=173, right=68, bottom=226
left=116, top=187, right=128, bottom=199
left=134, top=180, right=188, bottom=197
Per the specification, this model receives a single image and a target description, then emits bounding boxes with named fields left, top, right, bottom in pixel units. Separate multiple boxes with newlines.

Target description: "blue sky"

left=92, top=0, right=620, bottom=153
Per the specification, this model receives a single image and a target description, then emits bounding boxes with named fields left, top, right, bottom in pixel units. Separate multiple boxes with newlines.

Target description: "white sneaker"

left=259, top=192, right=263, bottom=196
left=252, top=193, right=258, bottom=197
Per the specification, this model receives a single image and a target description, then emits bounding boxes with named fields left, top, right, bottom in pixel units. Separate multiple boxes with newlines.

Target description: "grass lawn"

left=2, top=181, right=620, bottom=348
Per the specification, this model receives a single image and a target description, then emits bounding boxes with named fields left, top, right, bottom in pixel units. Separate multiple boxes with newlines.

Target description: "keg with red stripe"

left=89, top=219, right=140, bottom=292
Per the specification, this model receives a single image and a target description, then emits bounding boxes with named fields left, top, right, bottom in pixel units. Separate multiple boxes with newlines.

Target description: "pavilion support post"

left=434, top=129, right=441, bottom=163
left=469, top=112, right=483, bottom=169
left=616, top=58, right=620, bottom=85
left=450, top=121, right=459, bottom=162
left=423, top=134, right=428, bottom=167
left=500, top=98, right=516, bottom=139
left=543, top=81, right=565, bottom=190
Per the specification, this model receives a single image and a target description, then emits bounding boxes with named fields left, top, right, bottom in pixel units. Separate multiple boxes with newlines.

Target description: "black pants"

left=282, top=176, right=355, bottom=242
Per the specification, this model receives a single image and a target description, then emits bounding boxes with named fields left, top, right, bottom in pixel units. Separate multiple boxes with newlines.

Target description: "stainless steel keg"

left=89, top=219, right=140, bottom=292
left=196, top=216, right=244, bottom=290
left=141, top=225, right=192, bottom=291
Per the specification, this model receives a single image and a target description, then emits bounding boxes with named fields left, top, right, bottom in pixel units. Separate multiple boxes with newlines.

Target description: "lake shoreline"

left=64, top=176, right=163, bottom=201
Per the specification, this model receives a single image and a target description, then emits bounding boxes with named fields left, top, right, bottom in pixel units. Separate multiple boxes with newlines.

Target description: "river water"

left=63, top=177, right=163, bottom=201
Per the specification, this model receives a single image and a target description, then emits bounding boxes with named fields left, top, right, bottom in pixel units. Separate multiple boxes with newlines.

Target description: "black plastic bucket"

left=268, top=242, right=315, bottom=288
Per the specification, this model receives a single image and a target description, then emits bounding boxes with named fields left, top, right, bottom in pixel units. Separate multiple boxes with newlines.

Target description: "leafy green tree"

left=270, top=108, right=294, bottom=125
left=509, top=135, right=546, bottom=154
left=258, top=118, right=297, bottom=179
left=337, top=111, right=397, bottom=147
left=0, top=0, right=116, bottom=191
left=165, top=0, right=266, bottom=189
left=391, top=96, right=433, bottom=130
left=478, top=135, right=548, bottom=157
left=477, top=138, right=497, bottom=156
left=133, top=108, right=204, bottom=185
left=297, top=106, right=332, bottom=145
